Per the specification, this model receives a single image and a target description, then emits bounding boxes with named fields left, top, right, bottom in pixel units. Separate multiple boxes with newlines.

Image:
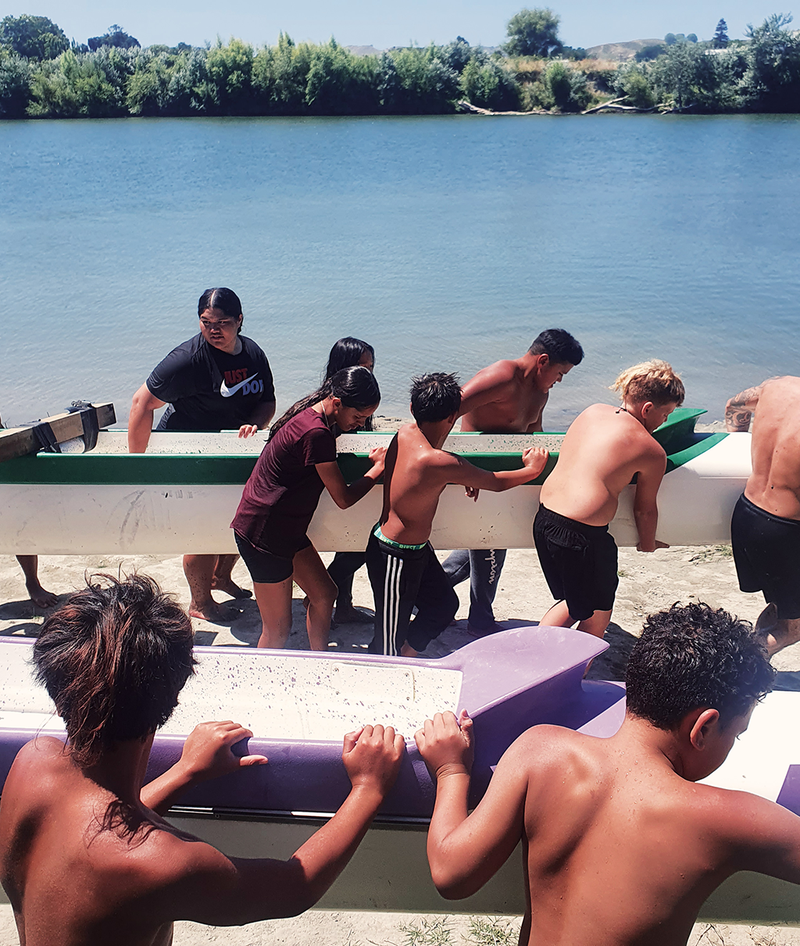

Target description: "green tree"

left=460, top=57, right=519, bottom=109
left=665, top=33, right=677, bottom=45
left=0, top=47, right=31, bottom=115
left=713, top=18, right=730, bottom=48
left=206, top=37, right=254, bottom=113
left=88, top=25, right=140, bottom=51
left=505, top=8, right=562, bottom=58
left=614, top=63, right=656, bottom=107
left=740, top=13, right=800, bottom=111
left=0, top=14, right=69, bottom=60
left=635, top=43, right=665, bottom=61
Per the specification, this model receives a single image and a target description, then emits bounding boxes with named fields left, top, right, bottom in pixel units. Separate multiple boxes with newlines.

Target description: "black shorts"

left=731, top=493, right=800, bottom=620
left=234, top=532, right=309, bottom=584
left=533, top=504, right=619, bottom=622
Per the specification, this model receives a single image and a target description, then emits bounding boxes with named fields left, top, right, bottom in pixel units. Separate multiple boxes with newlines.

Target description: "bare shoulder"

left=503, top=724, right=592, bottom=771
left=5, top=736, right=68, bottom=788
left=463, top=359, right=518, bottom=394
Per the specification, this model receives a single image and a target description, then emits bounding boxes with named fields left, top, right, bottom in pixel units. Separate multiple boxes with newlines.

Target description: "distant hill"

left=345, top=45, right=383, bottom=57
left=586, top=38, right=664, bottom=61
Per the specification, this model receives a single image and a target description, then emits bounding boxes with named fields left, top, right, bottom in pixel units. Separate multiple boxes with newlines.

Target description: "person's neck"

left=81, top=734, right=155, bottom=805
left=416, top=418, right=454, bottom=450
left=618, top=400, right=646, bottom=426
left=614, top=714, right=685, bottom=777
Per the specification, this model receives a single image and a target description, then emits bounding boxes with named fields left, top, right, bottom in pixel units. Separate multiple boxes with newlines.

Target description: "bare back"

left=540, top=404, right=666, bottom=526
left=506, top=725, right=796, bottom=946
left=379, top=425, right=455, bottom=546
left=460, top=360, right=549, bottom=434
left=0, top=739, right=182, bottom=946
left=746, top=377, right=800, bottom=520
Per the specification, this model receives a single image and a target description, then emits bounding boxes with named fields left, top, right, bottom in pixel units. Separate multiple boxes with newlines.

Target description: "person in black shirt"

left=128, top=288, right=276, bottom=622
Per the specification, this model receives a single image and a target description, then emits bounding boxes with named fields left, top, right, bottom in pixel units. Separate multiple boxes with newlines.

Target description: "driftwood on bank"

left=582, top=97, right=657, bottom=114
left=456, top=100, right=546, bottom=116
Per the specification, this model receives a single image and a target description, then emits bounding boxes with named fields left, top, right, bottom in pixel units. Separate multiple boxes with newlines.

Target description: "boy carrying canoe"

left=414, top=602, right=800, bottom=946
left=0, top=575, right=404, bottom=946
left=534, top=359, right=684, bottom=638
left=366, top=373, right=549, bottom=657
left=726, top=375, right=800, bottom=655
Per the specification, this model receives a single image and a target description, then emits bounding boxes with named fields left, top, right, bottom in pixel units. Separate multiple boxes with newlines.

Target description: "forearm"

left=488, top=467, right=539, bottom=492
left=127, top=404, right=154, bottom=453
left=142, top=759, right=199, bottom=815
left=341, top=471, right=381, bottom=508
left=287, top=783, right=384, bottom=909
left=427, top=770, right=476, bottom=896
left=634, top=507, right=659, bottom=551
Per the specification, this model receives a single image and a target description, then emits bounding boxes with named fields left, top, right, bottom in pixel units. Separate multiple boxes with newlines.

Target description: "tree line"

left=0, top=10, right=798, bottom=119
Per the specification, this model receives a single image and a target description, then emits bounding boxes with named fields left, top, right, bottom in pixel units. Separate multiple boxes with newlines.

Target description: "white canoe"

left=0, top=408, right=750, bottom=555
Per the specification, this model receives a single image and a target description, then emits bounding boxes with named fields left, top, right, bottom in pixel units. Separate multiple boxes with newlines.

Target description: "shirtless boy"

left=534, top=359, right=684, bottom=638
left=0, top=574, right=404, bottom=946
left=366, top=373, right=548, bottom=657
left=414, top=602, right=799, bottom=946
left=444, top=329, right=584, bottom=634
left=726, top=376, right=800, bottom=654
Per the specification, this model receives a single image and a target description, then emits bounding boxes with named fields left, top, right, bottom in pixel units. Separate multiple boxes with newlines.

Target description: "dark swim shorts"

left=234, top=531, right=310, bottom=584
left=533, top=503, right=619, bottom=622
left=731, top=493, right=800, bottom=620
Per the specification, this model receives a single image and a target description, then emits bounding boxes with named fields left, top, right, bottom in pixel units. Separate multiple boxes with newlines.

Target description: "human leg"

left=15, top=555, right=57, bottom=609
left=365, top=533, right=423, bottom=656
left=252, top=577, right=294, bottom=648
left=466, top=548, right=507, bottom=631
left=327, top=552, right=370, bottom=623
left=293, top=544, right=338, bottom=651
left=183, top=554, right=237, bottom=622
left=406, top=546, right=460, bottom=653
left=442, top=549, right=471, bottom=586
left=211, top=553, right=252, bottom=599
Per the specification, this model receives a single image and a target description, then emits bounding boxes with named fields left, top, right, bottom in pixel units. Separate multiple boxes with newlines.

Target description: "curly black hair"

left=410, top=372, right=461, bottom=423
left=625, top=602, right=774, bottom=730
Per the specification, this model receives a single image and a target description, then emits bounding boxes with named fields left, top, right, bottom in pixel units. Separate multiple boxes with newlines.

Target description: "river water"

left=1, top=112, right=799, bottom=428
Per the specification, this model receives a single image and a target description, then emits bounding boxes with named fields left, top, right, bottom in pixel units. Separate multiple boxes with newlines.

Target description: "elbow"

left=431, top=872, right=478, bottom=901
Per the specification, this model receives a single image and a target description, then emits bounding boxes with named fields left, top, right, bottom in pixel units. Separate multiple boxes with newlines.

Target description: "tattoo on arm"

left=725, top=385, right=763, bottom=432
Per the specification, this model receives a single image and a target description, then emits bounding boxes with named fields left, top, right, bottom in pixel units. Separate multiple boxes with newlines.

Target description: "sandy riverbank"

left=2, top=544, right=800, bottom=943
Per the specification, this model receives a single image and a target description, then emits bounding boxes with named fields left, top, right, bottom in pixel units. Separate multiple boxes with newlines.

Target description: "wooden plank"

left=0, top=403, right=115, bottom=463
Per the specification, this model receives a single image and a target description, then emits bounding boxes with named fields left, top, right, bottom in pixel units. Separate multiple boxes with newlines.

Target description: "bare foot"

left=211, top=577, right=253, bottom=599
left=27, top=584, right=58, bottom=609
left=188, top=600, right=241, bottom=623
left=400, top=641, right=419, bottom=658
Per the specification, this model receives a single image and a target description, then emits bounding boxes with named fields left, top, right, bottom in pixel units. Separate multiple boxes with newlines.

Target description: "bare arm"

left=725, top=384, right=764, bottom=432
left=447, top=446, right=549, bottom=494
left=128, top=383, right=166, bottom=453
left=316, top=446, right=386, bottom=510
left=722, top=791, right=800, bottom=884
left=165, top=725, right=404, bottom=925
left=415, top=712, right=527, bottom=899
left=238, top=399, right=276, bottom=439
left=141, top=721, right=267, bottom=816
left=633, top=450, right=668, bottom=552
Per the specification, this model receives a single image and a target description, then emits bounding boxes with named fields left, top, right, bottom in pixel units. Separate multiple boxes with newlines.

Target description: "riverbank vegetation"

left=0, top=9, right=798, bottom=119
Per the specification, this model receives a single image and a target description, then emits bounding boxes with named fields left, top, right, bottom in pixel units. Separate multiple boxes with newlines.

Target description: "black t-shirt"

left=147, top=334, right=275, bottom=432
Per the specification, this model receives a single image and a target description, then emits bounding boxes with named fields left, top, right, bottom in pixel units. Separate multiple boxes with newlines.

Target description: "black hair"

left=625, top=602, right=774, bottom=730
left=33, top=574, right=196, bottom=766
left=410, top=372, right=462, bottom=423
left=198, top=288, right=243, bottom=334
left=325, top=337, right=375, bottom=379
left=528, top=329, right=584, bottom=366
left=269, top=365, right=380, bottom=440
left=324, top=338, right=376, bottom=431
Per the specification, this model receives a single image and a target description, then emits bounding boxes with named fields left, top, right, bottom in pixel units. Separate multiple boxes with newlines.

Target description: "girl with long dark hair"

left=231, top=366, right=384, bottom=649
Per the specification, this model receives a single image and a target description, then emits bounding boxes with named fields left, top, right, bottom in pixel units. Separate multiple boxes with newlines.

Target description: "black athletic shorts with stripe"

left=365, top=530, right=459, bottom=656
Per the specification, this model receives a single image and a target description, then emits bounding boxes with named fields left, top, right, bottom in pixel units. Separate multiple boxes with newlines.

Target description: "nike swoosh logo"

left=220, top=373, right=258, bottom=397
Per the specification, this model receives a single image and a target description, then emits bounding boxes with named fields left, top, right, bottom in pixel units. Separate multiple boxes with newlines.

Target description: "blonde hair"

left=610, top=360, right=685, bottom=407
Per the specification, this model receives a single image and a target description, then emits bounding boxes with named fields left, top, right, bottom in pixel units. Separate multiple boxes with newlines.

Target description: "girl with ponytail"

left=231, top=366, right=384, bottom=650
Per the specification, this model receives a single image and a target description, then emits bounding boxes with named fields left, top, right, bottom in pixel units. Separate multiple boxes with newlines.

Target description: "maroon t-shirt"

left=232, top=407, right=337, bottom=556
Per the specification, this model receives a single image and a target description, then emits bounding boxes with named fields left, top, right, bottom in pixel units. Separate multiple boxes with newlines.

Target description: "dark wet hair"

left=198, top=288, right=243, bottom=334
left=529, top=329, right=584, bottom=366
left=269, top=365, right=380, bottom=440
left=324, top=338, right=376, bottom=431
left=325, top=337, right=375, bottom=380
left=410, top=372, right=462, bottom=423
left=626, top=602, right=774, bottom=730
left=33, top=574, right=195, bottom=766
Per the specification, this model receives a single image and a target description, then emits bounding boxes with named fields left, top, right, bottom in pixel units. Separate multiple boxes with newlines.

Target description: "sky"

left=4, top=0, right=790, bottom=51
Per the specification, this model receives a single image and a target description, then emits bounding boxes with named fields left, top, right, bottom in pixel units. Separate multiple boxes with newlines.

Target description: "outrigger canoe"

left=1, top=626, right=799, bottom=922
left=0, top=407, right=750, bottom=555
